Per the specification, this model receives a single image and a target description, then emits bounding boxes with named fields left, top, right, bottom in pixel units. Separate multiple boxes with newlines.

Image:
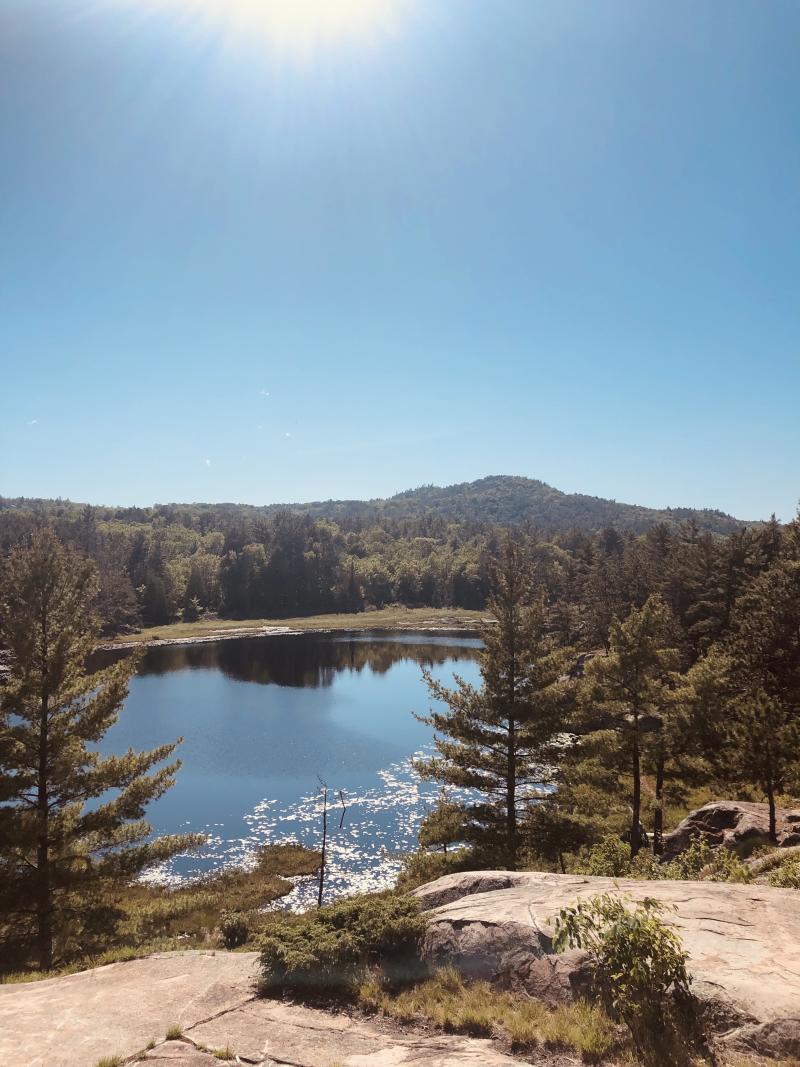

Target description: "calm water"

left=99, top=631, right=481, bottom=906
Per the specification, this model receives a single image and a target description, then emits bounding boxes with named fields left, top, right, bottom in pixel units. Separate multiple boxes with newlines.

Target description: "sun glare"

left=155, top=0, right=406, bottom=57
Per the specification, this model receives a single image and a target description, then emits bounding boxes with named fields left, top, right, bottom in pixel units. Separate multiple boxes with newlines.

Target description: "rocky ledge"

left=0, top=951, right=536, bottom=1067
left=660, top=800, right=800, bottom=859
left=413, top=870, right=800, bottom=1059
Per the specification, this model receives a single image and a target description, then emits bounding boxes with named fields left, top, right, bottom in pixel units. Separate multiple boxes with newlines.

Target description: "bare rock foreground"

left=0, top=951, right=525, bottom=1067
left=1, top=873, right=798, bottom=1065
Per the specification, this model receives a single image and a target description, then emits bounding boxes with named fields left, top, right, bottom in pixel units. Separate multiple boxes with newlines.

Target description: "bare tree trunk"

left=507, top=718, right=517, bottom=871
left=766, top=777, right=777, bottom=844
left=653, top=737, right=665, bottom=856
left=36, top=691, right=52, bottom=971
left=631, top=712, right=642, bottom=859
left=317, top=784, right=328, bottom=908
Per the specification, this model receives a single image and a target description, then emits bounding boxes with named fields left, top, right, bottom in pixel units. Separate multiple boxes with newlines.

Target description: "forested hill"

left=269, top=476, right=748, bottom=535
left=0, top=478, right=778, bottom=638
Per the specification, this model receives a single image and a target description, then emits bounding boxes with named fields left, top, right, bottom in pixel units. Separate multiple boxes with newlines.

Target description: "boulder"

left=661, top=800, right=800, bottom=860
left=421, top=915, right=546, bottom=981
left=725, top=1019, right=800, bottom=1061
left=498, top=947, right=595, bottom=1004
left=413, top=870, right=800, bottom=1058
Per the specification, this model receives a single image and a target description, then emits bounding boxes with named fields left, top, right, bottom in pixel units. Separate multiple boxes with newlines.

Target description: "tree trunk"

left=506, top=596, right=518, bottom=872
left=36, top=692, right=52, bottom=971
left=507, top=717, right=517, bottom=870
left=631, top=712, right=642, bottom=859
left=317, top=786, right=328, bottom=908
left=653, top=739, right=665, bottom=856
left=766, top=778, right=777, bottom=844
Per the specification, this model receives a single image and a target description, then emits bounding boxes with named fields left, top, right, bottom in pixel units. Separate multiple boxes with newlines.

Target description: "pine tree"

left=0, top=530, right=202, bottom=970
left=722, top=560, right=800, bottom=839
left=729, top=690, right=800, bottom=841
left=414, top=538, right=569, bottom=869
left=583, top=594, right=684, bottom=857
left=417, top=790, right=467, bottom=855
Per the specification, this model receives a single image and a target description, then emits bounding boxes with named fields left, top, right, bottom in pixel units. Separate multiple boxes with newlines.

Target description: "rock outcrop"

left=660, top=800, right=800, bottom=860
left=414, top=870, right=800, bottom=1057
left=0, top=951, right=538, bottom=1067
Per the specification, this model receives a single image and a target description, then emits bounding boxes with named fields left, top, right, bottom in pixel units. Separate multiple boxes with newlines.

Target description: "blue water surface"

left=99, top=630, right=482, bottom=905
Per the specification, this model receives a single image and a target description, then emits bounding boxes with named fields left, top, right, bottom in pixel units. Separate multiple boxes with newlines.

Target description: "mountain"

left=1, top=476, right=753, bottom=535
left=271, top=475, right=750, bottom=534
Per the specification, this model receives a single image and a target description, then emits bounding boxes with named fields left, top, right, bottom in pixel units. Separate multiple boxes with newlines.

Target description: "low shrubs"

left=660, top=837, right=750, bottom=883
left=553, top=892, right=691, bottom=1043
left=576, top=833, right=751, bottom=884
left=259, top=892, right=426, bottom=996
left=768, top=857, right=800, bottom=889
left=219, top=911, right=249, bottom=950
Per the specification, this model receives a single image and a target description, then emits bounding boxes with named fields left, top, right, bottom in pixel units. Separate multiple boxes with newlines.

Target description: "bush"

left=580, top=835, right=632, bottom=877
left=575, top=833, right=752, bottom=885
left=660, top=837, right=751, bottom=883
left=219, top=911, right=249, bottom=949
left=553, top=892, right=691, bottom=1042
left=768, top=858, right=800, bottom=889
left=259, top=893, right=426, bottom=996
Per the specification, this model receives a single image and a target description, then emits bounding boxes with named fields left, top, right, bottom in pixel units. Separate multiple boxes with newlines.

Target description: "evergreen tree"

left=583, top=594, right=684, bottom=857
left=729, top=690, right=800, bottom=841
left=722, top=560, right=800, bottom=839
left=417, top=790, right=467, bottom=855
left=414, top=539, right=569, bottom=869
left=0, top=530, right=201, bottom=970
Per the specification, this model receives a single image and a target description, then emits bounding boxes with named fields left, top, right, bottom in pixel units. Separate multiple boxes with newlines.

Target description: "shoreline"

left=98, top=608, right=485, bottom=651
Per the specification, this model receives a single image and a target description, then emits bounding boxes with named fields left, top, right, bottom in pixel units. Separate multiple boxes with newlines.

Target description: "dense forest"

left=0, top=477, right=769, bottom=641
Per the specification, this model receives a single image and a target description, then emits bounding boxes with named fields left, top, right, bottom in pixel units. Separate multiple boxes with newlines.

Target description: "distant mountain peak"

left=277, top=475, right=749, bottom=534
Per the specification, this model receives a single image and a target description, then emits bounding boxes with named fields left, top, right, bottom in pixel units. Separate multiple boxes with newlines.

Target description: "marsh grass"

left=1, top=844, right=319, bottom=983
left=119, top=842, right=319, bottom=949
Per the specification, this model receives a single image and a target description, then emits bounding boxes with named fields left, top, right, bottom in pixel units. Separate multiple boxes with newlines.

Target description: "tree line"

left=0, top=496, right=786, bottom=646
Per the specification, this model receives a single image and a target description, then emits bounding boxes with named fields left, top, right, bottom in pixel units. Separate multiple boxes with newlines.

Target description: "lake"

left=99, top=630, right=482, bottom=906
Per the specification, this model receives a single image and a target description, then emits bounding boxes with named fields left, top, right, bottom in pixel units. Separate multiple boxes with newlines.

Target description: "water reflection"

left=99, top=630, right=481, bottom=689
left=97, top=631, right=482, bottom=897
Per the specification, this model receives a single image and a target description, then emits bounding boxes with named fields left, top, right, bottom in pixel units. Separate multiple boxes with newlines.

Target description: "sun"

left=155, top=0, right=406, bottom=58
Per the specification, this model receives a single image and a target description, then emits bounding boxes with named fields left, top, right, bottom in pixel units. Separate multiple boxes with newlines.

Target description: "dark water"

left=99, top=630, right=482, bottom=905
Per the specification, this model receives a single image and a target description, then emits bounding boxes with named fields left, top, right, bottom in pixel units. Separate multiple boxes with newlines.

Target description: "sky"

left=1, top=0, right=798, bottom=520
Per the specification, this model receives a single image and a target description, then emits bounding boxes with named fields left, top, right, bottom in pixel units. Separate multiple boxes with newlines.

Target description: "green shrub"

left=259, top=893, right=426, bottom=996
left=661, top=837, right=751, bottom=883
left=579, top=835, right=632, bottom=877
left=553, top=892, right=691, bottom=1042
left=768, top=858, right=800, bottom=889
left=219, top=911, right=249, bottom=949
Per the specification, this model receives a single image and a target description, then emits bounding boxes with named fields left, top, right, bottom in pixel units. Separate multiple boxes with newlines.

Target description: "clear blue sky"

left=2, top=1, right=798, bottom=519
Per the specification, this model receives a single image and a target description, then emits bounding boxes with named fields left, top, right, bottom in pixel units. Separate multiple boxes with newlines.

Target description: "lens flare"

left=147, top=0, right=407, bottom=58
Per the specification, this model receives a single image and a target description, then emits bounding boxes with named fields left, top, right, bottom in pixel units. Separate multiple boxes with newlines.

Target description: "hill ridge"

left=1, top=475, right=754, bottom=535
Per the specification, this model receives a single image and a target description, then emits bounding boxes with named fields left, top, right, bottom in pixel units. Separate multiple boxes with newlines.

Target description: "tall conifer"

left=414, top=539, right=568, bottom=870
left=583, top=594, right=683, bottom=857
left=0, top=530, right=201, bottom=970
